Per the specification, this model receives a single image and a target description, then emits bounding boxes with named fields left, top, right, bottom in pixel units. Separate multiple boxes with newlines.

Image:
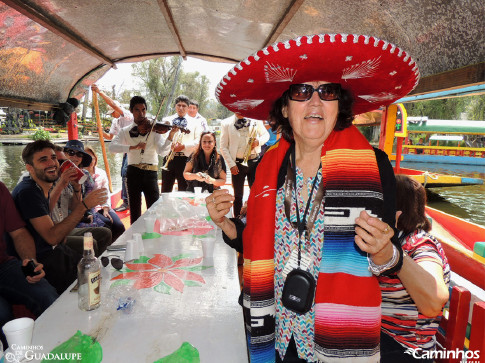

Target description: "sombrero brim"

left=216, top=33, right=420, bottom=120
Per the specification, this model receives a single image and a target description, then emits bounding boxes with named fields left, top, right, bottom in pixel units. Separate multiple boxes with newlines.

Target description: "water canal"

left=1, top=142, right=484, bottom=227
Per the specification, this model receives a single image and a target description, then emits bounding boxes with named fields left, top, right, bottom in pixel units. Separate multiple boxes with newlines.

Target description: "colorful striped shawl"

left=243, top=125, right=384, bottom=362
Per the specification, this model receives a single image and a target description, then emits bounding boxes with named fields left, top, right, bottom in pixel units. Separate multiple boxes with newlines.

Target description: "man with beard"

left=110, top=96, right=176, bottom=224
left=10, top=140, right=108, bottom=293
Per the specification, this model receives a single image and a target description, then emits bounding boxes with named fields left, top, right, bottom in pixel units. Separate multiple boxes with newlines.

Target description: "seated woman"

left=83, top=147, right=126, bottom=241
left=379, top=174, right=450, bottom=362
left=183, top=131, right=227, bottom=193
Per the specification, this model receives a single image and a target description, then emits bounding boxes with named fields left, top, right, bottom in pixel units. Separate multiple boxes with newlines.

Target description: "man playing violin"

left=161, top=95, right=203, bottom=193
left=109, top=96, right=177, bottom=224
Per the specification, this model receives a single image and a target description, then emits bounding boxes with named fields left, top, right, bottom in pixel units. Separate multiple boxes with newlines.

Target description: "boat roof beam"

left=263, top=0, right=305, bottom=46
left=156, top=0, right=187, bottom=60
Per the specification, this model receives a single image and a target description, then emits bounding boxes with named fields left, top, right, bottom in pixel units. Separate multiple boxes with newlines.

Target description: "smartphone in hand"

left=22, top=260, right=41, bottom=277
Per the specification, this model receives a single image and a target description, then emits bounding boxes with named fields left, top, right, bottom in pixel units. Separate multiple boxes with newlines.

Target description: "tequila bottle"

left=77, top=232, right=101, bottom=311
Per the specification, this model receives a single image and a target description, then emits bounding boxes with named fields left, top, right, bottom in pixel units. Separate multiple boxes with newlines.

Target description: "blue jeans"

left=121, top=153, right=128, bottom=204
left=0, top=259, right=58, bottom=347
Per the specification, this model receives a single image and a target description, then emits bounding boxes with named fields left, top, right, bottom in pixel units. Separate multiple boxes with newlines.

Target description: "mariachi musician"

left=161, top=95, right=203, bottom=193
left=109, top=96, right=176, bottom=224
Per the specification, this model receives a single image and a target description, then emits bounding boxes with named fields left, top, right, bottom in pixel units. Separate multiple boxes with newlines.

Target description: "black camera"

left=281, top=269, right=315, bottom=314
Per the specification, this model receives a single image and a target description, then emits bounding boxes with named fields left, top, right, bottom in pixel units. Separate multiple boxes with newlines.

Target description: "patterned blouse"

left=274, top=167, right=324, bottom=362
left=379, top=230, right=450, bottom=350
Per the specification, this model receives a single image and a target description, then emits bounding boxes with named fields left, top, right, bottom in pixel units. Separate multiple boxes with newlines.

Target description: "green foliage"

left=31, top=129, right=51, bottom=140
left=404, top=94, right=485, bottom=120
left=131, top=57, right=212, bottom=118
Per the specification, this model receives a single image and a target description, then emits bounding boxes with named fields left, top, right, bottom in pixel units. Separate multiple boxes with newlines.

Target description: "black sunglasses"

left=288, top=83, right=341, bottom=102
left=101, top=255, right=124, bottom=270
left=64, top=149, right=84, bottom=158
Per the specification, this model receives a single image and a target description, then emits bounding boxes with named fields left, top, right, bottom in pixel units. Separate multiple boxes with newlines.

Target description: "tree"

left=404, top=94, right=485, bottom=120
left=131, top=56, right=211, bottom=119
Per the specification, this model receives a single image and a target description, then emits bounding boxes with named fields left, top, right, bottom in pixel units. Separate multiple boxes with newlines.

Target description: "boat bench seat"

left=436, top=285, right=485, bottom=363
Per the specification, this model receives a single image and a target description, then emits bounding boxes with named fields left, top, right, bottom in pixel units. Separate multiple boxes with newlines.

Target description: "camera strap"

left=284, top=144, right=325, bottom=268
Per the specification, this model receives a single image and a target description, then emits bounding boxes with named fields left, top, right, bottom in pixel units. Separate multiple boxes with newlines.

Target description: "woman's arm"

left=398, top=246, right=449, bottom=317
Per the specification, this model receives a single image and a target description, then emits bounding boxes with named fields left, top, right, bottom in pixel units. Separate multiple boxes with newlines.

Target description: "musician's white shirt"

left=162, top=113, right=203, bottom=157
left=109, top=124, right=172, bottom=165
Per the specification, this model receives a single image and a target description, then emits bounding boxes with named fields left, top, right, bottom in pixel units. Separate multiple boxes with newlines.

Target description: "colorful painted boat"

left=394, top=167, right=483, bottom=188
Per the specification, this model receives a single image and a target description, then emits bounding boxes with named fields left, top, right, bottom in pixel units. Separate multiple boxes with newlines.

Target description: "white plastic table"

left=31, top=193, right=247, bottom=362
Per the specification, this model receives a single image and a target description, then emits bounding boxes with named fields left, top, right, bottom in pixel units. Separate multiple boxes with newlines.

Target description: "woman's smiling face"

left=283, top=81, right=339, bottom=146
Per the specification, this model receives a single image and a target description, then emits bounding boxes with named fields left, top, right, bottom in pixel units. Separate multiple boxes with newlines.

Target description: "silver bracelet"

left=367, top=244, right=399, bottom=276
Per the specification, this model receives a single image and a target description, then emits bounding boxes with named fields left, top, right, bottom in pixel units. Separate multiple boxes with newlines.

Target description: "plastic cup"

left=2, top=317, right=34, bottom=357
left=201, top=238, right=215, bottom=258
left=132, top=233, right=144, bottom=257
left=200, top=227, right=217, bottom=258
left=144, top=216, right=156, bottom=233
left=194, top=187, right=202, bottom=194
left=59, top=159, right=87, bottom=184
left=124, top=240, right=136, bottom=261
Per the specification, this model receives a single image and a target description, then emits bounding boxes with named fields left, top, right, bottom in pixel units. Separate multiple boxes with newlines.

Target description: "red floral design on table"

left=111, top=254, right=211, bottom=294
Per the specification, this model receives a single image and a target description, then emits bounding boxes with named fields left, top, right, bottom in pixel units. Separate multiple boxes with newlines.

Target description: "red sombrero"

left=216, top=33, right=420, bottom=120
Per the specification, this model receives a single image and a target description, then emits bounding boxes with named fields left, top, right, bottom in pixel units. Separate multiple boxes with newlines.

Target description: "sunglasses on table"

left=101, top=255, right=124, bottom=270
left=288, top=83, right=341, bottom=102
left=64, top=149, right=84, bottom=158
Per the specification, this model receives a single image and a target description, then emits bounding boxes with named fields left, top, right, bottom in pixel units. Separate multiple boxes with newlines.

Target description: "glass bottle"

left=77, top=232, right=101, bottom=311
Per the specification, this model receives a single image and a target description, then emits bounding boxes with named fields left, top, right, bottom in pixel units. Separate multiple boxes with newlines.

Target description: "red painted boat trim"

left=426, top=206, right=485, bottom=251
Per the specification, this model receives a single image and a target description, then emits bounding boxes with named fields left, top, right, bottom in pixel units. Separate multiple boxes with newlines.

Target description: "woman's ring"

left=383, top=226, right=390, bottom=233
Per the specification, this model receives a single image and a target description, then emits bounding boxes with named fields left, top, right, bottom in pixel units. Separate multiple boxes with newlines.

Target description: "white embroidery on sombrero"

left=395, top=85, right=402, bottom=90
left=247, top=79, right=254, bottom=83
left=273, top=44, right=279, bottom=52
left=389, top=71, right=397, bottom=76
left=374, top=38, right=380, bottom=47
left=345, top=56, right=353, bottom=61
left=341, top=34, right=348, bottom=42
left=329, top=34, right=337, bottom=42
left=403, top=54, right=410, bottom=62
left=228, top=99, right=264, bottom=110
left=352, top=34, right=360, bottom=43
left=230, top=69, right=237, bottom=76
left=300, top=54, right=308, bottom=60
left=230, top=94, right=237, bottom=97
left=307, top=35, right=314, bottom=44
left=359, top=92, right=396, bottom=103
left=295, top=37, right=302, bottom=46
left=264, top=62, right=297, bottom=83
left=318, top=34, right=325, bottom=43
left=363, top=35, right=370, bottom=44
left=342, top=57, right=381, bottom=80
left=253, top=54, right=260, bottom=61
left=390, top=44, right=397, bottom=53
left=243, top=58, right=251, bottom=65
left=283, top=40, right=291, bottom=49
left=382, top=41, right=389, bottom=50
left=262, top=47, right=270, bottom=55
left=236, top=64, right=243, bottom=71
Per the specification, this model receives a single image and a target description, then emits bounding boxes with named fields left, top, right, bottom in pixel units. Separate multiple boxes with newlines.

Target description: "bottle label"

left=88, top=270, right=101, bottom=306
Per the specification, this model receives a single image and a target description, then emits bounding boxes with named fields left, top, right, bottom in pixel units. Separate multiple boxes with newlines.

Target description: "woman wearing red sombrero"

left=207, top=33, right=420, bottom=362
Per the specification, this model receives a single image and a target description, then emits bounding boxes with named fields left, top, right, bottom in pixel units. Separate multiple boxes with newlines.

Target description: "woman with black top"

left=183, top=131, right=227, bottom=193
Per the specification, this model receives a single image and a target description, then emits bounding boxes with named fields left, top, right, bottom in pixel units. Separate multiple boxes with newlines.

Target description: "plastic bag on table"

left=41, top=330, right=102, bottom=362
left=153, top=342, right=200, bottom=363
left=102, top=284, right=139, bottom=315
left=156, top=197, right=209, bottom=233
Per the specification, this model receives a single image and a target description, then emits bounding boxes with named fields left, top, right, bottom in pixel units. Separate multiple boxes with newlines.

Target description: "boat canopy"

left=0, top=0, right=484, bottom=111
left=429, top=135, right=464, bottom=142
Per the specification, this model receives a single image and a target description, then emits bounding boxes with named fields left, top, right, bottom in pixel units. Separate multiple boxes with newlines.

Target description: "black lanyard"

left=284, top=144, right=325, bottom=268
